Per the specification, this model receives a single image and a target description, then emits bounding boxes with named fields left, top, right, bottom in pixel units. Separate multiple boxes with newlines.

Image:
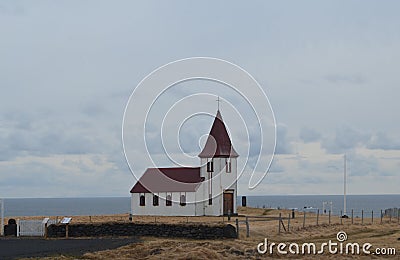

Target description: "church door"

left=223, top=191, right=234, bottom=215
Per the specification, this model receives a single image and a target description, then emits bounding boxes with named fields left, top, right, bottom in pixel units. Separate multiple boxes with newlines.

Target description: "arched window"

left=207, top=160, right=214, bottom=172
left=226, top=158, right=231, bottom=173
left=180, top=194, right=186, bottom=206
left=166, top=194, right=172, bottom=206
left=153, top=194, right=159, bottom=206
left=139, top=194, right=145, bottom=206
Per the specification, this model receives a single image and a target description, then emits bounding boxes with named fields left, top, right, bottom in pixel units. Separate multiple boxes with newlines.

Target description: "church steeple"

left=198, top=110, right=239, bottom=158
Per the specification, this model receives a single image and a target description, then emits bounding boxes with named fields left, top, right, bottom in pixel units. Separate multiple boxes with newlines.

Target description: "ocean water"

left=241, top=194, right=400, bottom=217
left=1, top=195, right=399, bottom=217
left=2, top=197, right=131, bottom=217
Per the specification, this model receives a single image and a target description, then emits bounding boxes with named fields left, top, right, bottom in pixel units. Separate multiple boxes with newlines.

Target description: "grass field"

left=14, top=207, right=400, bottom=259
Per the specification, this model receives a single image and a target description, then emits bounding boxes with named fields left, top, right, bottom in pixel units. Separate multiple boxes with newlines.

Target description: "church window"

left=180, top=193, right=186, bottom=206
left=153, top=194, right=159, bottom=206
left=139, top=194, right=145, bottom=206
left=226, top=158, right=231, bottom=173
left=207, top=160, right=214, bottom=172
left=166, top=194, right=172, bottom=206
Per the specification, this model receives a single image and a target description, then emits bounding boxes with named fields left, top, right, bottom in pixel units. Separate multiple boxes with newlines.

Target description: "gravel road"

left=0, top=237, right=140, bottom=259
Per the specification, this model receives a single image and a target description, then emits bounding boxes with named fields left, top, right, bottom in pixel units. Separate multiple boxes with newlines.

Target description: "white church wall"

left=198, top=157, right=238, bottom=216
left=195, top=181, right=206, bottom=216
left=202, top=157, right=222, bottom=216
left=221, top=158, right=238, bottom=214
left=131, top=192, right=197, bottom=216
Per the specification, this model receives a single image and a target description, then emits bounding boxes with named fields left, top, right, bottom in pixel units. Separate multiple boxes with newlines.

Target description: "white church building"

left=130, top=110, right=239, bottom=216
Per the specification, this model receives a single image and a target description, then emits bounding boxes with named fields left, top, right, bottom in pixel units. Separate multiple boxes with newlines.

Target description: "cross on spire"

left=216, top=96, right=221, bottom=111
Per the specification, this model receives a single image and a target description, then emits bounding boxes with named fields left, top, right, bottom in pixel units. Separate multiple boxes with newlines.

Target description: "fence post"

left=340, top=210, right=342, bottom=225
left=278, top=213, right=282, bottom=234
left=287, top=213, right=291, bottom=232
left=397, top=209, right=400, bottom=224
left=361, top=210, right=364, bottom=225
left=316, top=209, right=319, bottom=226
left=235, top=218, right=239, bottom=238
left=246, top=216, right=249, bottom=237
left=389, top=211, right=392, bottom=223
left=65, top=223, right=69, bottom=239
left=371, top=210, right=374, bottom=224
left=381, top=210, right=383, bottom=224
left=17, top=219, right=20, bottom=237
left=351, top=209, right=354, bottom=224
left=303, top=211, right=306, bottom=228
left=329, top=210, right=331, bottom=225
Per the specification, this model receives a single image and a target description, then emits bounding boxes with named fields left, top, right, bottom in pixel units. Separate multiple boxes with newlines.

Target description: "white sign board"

left=61, top=217, right=72, bottom=224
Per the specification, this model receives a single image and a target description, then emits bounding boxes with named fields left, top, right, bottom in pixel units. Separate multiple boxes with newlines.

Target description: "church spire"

left=198, top=110, right=239, bottom=158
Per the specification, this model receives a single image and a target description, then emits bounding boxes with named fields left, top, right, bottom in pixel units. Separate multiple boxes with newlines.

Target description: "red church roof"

left=130, top=167, right=202, bottom=193
left=198, top=110, right=239, bottom=158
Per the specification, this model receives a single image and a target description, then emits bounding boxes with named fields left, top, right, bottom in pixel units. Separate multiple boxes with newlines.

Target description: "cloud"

left=299, top=127, right=321, bottom=143
left=0, top=154, right=132, bottom=197
left=1, top=1, right=400, bottom=196
left=324, top=74, right=366, bottom=85
left=366, top=132, right=400, bottom=150
left=345, top=153, right=387, bottom=177
left=3, top=123, right=102, bottom=157
left=0, top=106, right=123, bottom=161
left=275, top=123, right=292, bottom=154
left=321, top=126, right=369, bottom=154
left=0, top=2, right=25, bottom=16
left=268, top=158, right=285, bottom=173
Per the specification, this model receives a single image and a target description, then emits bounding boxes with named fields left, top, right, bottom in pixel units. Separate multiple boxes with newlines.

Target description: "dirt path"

left=0, top=237, right=140, bottom=260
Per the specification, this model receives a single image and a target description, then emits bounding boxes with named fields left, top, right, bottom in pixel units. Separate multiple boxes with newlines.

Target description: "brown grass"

left=14, top=207, right=400, bottom=259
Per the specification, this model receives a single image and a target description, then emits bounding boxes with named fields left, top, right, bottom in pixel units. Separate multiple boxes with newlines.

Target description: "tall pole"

left=343, top=154, right=347, bottom=216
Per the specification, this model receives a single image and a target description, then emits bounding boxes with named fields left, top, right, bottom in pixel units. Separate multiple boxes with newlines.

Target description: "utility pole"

left=343, top=154, right=347, bottom=217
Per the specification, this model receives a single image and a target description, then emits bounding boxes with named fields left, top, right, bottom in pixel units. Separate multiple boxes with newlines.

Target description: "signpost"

left=61, top=217, right=72, bottom=238
left=322, top=201, right=333, bottom=215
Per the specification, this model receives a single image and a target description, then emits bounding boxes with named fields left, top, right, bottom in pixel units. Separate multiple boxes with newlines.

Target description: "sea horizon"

left=1, top=194, right=399, bottom=217
left=2, top=193, right=400, bottom=199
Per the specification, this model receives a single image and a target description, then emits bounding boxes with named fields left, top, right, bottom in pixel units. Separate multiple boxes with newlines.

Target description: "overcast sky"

left=1, top=0, right=400, bottom=198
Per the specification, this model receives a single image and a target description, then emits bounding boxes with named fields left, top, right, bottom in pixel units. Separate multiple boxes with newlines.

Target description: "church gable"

left=198, top=110, right=239, bottom=158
